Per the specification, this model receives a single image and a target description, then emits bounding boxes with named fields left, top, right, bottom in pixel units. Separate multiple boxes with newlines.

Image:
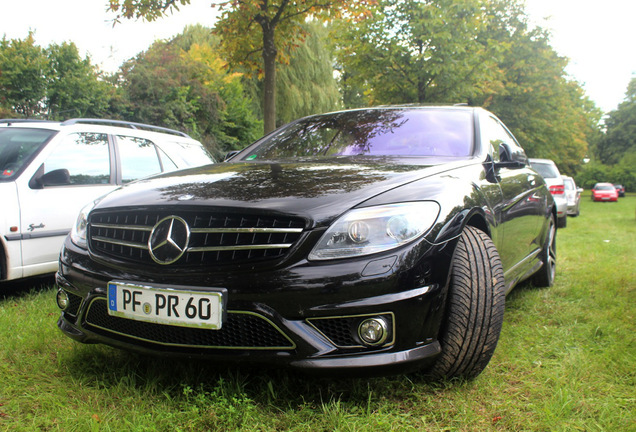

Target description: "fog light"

left=358, top=317, right=389, bottom=346
left=56, top=289, right=69, bottom=310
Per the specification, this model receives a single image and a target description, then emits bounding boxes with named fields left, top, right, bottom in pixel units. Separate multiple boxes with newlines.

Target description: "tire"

left=557, top=215, right=567, bottom=228
left=533, top=214, right=557, bottom=287
left=428, top=226, right=506, bottom=380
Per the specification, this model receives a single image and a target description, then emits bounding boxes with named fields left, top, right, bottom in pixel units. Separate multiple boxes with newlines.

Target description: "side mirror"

left=31, top=167, right=71, bottom=188
left=494, top=143, right=525, bottom=170
left=224, top=150, right=240, bottom=162
left=577, top=187, right=584, bottom=193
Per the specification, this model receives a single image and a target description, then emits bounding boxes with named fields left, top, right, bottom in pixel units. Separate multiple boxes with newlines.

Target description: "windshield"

left=563, top=178, right=574, bottom=190
left=0, top=128, right=56, bottom=180
left=239, top=109, right=474, bottom=161
left=595, top=184, right=615, bottom=191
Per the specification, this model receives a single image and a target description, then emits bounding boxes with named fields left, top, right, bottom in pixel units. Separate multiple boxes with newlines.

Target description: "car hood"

left=95, top=157, right=475, bottom=228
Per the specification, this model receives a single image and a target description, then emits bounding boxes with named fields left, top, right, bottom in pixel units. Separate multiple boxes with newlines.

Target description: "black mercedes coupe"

left=56, top=106, right=557, bottom=379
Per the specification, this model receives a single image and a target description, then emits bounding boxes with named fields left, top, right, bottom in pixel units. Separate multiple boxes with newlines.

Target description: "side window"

left=44, top=133, right=110, bottom=184
left=482, top=117, right=526, bottom=163
left=117, top=136, right=162, bottom=183
left=157, top=148, right=178, bottom=171
left=159, top=140, right=215, bottom=167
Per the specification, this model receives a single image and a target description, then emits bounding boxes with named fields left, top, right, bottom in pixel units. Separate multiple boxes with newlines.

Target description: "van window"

left=44, top=133, right=110, bottom=184
left=0, top=128, right=56, bottom=180
left=117, top=136, right=162, bottom=183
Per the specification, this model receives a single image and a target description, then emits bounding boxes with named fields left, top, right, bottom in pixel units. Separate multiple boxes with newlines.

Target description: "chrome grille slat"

left=92, top=223, right=153, bottom=231
left=190, top=227, right=303, bottom=234
left=188, top=244, right=294, bottom=252
left=92, top=236, right=148, bottom=249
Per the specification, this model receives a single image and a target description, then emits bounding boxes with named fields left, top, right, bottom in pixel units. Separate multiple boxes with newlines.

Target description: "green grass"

left=1, top=194, right=634, bottom=431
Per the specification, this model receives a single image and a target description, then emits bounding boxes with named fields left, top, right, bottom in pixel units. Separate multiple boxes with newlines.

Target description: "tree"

left=247, top=20, right=342, bottom=126
left=332, top=0, right=505, bottom=106
left=471, top=0, right=602, bottom=174
left=45, top=42, right=112, bottom=119
left=0, top=35, right=112, bottom=119
left=113, top=25, right=262, bottom=156
left=596, top=77, right=636, bottom=166
left=0, top=33, right=48, bottom=117
left=108, top=0, right=370, bottom=134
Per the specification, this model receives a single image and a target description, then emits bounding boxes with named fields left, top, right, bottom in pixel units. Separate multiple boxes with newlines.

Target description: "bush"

left=575, top=161, right=636, bottom=191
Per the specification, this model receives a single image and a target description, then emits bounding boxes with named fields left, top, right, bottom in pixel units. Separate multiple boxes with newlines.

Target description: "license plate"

left=107, top=282, right=223, bottom=329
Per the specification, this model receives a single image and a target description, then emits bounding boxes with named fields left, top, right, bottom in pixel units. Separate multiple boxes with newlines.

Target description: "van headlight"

left=70, top=199, right=99, bottom=249
left=308, top=202, right=440, bottom=260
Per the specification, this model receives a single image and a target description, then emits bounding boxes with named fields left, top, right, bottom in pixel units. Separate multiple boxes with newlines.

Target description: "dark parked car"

left=614, top=184, right=625, bottom=197
left=56, top=106, right=557, bottom=379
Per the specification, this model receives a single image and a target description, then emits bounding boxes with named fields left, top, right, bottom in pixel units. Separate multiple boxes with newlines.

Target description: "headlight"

left=308, top=202, right=440, bottom=260
left=70, top=199, right=99, bottom=249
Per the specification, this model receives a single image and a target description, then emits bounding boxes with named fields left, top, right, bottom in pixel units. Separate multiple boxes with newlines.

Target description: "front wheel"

left=533, top=214, right=557, bottom=287
left=427, top=226, right=506, bottom=380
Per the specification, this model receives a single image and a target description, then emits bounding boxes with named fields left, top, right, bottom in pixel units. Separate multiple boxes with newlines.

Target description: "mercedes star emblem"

left=148, top=216, right=190, bottom=265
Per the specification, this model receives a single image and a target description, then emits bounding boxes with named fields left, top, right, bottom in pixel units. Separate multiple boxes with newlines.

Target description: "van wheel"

left=428, top=226, right=506, bottom=380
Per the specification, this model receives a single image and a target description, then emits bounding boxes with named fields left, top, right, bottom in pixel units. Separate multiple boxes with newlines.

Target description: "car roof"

left=0, top=118, right=192, bottom=139
left=528, top=158, right=557, bottom=165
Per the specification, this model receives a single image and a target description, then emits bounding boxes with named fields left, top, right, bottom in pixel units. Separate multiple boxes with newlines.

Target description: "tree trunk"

left=262, top=24, right=277, bottom=134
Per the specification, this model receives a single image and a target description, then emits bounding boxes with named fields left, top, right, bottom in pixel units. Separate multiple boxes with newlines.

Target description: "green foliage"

left=0, top=34, right=111, bottom=120
left=474, top=5, right=602, bottom=175
left=45, top=42, right=112, bottom=119
left=575, top=162, right=636, bottom=191
left=576, top=77, right=636, bottom=190
left=212, top=0, right=362, bottom=133
left=247, top=20, right=342, bottom=127
left=113, top=25, right=262, bottom=156
left=0, top=33, right=48, bottom=117
left=596, top=77, right=636, bottom=165
left=109, top=0, right=192, bottom=21
left=333, top=0, right=506, bottom=106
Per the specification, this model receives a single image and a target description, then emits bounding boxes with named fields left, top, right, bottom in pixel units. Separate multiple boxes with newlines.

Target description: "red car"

left=592, top=183, right=618, bottom=202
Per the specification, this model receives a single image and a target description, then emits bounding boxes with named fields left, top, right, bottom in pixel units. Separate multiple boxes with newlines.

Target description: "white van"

left=0, top=119, right=214, bottom=282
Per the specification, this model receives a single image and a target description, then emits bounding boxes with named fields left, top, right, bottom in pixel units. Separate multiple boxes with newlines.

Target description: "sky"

left=1, top=0, right=635, bottom=114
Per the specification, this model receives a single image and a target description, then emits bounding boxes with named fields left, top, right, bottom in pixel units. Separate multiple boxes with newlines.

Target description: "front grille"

left=309, top=317, right=359, bottom=347
left=65, top=291, right=84, bottom=317
left=88, top=209, right=305, bottom=267
left=84, top=298, right=295, bottom=350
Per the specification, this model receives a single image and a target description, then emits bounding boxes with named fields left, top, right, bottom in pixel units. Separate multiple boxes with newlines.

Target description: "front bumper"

left=55, top=236, right=451, bottom=375
left=553, top=195, right=568, bottom=218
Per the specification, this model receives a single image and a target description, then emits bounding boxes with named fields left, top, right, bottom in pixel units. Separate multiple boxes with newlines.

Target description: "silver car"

left=529, top=158, right=568, bottom=228
left=562, top=176, right=582, bottom=216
